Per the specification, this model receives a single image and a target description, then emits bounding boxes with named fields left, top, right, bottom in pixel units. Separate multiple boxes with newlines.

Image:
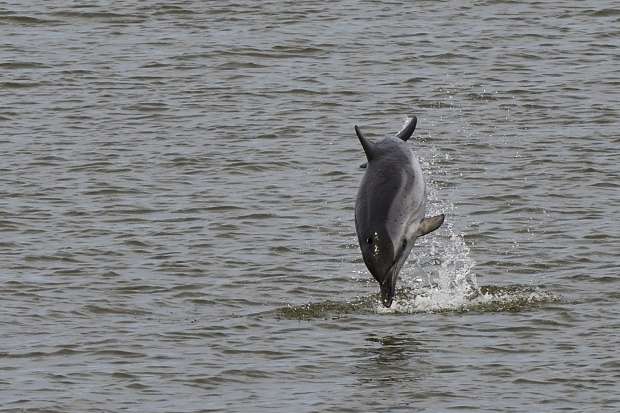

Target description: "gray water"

left=1, top=1, right=619, bottom=412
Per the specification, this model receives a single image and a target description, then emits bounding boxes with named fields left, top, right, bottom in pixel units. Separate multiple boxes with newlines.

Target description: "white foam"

left=376, top=284, right=558, bottom=314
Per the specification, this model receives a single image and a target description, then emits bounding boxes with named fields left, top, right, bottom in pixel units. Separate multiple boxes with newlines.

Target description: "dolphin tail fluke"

left=395, top=116, right=417, bottom=141
left=418, top=214, right=445, bottom=237
left=355, top=125, right=375, bottom=161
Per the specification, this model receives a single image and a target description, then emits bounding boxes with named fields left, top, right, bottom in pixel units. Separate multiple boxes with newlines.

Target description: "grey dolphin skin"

left=354, top=116, right=445, bottom=308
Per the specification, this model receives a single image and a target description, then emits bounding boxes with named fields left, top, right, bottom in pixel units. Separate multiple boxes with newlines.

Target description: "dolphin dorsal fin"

left=355, top=125, right=375, bottom=161
left=395, top=116, right=417, bottom=141
left=417, top=214, right=445, bottom=237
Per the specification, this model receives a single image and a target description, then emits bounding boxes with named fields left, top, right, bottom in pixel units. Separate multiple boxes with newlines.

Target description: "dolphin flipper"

left=417, top=214, right=445, bottom=237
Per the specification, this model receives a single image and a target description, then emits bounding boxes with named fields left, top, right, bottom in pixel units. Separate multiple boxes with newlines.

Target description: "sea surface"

left=1, top=1, right=619, bottom=412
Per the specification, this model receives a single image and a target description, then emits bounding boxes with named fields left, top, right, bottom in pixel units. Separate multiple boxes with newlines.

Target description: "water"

left=1, top=1, right=619, bottom=411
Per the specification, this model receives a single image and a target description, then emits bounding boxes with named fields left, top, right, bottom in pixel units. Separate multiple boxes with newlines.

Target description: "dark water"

left=1, top=1, right=619, bottom=411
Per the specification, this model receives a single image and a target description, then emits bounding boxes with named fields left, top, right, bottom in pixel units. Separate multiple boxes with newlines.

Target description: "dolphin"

left=354, top=116, right=445, bottom=308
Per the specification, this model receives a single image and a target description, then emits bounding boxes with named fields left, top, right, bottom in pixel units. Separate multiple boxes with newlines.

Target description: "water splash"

left=377, top=284, right=559, bottom=314
left=386, top=227, right=479, bottom=314
left=382, top=139, right=480, bottom=314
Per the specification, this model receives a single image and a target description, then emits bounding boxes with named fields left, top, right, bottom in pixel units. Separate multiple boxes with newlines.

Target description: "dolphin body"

left=354, top=116, right=445, bottom=308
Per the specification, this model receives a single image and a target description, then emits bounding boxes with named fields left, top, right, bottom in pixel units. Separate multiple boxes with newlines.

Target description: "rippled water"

left=1, top=1, right=619, bottom=411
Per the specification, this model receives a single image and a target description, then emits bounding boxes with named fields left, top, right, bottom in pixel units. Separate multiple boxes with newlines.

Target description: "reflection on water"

left=346, top=332, right=434, bottom=411
left=356, top=333, right=430, bottom=385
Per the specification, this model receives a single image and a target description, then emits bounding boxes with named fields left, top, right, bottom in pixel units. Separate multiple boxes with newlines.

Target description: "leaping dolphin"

left=354, top=116, right=445, bottom=308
